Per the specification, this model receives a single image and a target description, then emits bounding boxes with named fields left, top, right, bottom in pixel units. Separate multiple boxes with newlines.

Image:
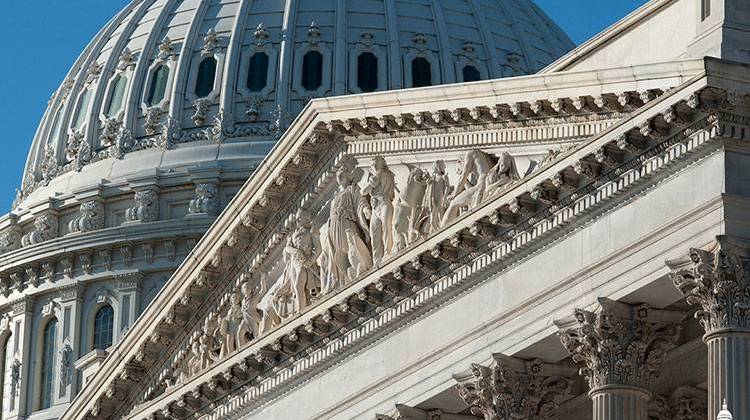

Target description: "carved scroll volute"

left=455, top=354, right=573, bottom=420
left=554, top=298, right=683, bottom=393
left=667, top=238, right=750, bottom=335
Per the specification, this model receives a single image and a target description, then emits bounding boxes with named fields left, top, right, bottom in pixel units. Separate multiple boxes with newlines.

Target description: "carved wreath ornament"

left=669, top=243, right=750, bottom=334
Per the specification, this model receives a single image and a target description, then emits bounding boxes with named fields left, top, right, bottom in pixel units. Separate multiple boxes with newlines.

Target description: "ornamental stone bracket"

left=453, top=354, right=576, bottom=420
left=555, top=298, right=684, bottom=420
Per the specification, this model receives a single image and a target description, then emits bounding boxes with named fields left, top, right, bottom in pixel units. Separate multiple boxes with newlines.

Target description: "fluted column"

left=454, top=353, right=573, bottom=420
left=555, top=298, right=683, bottom=420
left=668, top=237, right=750, bottom=419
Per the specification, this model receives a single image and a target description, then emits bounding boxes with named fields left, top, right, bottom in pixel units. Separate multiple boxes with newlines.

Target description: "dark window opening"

left=302, top=51, right=323, bottom=91
left=462, top=65, right=481, bottom=82
left=411, top=57, right=432, bottom=88
left=195, top=56, right=218, bottom=98
left=40, top=318, right=57, bottom=410
left=106, top=75, right=128, bottom=116
left=93, top=305, right=114, bottom=350
left=247, top=52, right=270, bottom=92
left=147, top=65, right=169, bottom=105
left=357, top=52, right=378, bottom=92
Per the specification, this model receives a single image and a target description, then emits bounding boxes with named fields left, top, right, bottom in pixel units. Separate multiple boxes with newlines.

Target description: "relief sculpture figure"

left=361, top=157, right=396, bottom=265
left=424, top=160, right=452, bottom=233
left=393, top=165, right=428, bottom=252
left=219, top=292, right=243, bottom=358
left=442, top=150, right=518, bottom=226
left=237, top=280, right=262, bottom=346
left=280, top=210, right=321, bottom=314
left=319, top=159, right=372, bottom=294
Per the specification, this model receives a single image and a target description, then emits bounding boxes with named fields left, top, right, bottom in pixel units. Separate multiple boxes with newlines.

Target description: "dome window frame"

left=238, top=42, right=278, bottom=108
left=141, top=53, right=178, bottom=113
left=403, top=49, right=440, bottom=89
left=348, top=33, right=387, bottom=94
left=292, top=29, right=332, bottom=99
left=186, top=33, right=226, bottom=104
left=100, top=63, right=136, bottom=122
left=454, top=46, right=488, bottom=84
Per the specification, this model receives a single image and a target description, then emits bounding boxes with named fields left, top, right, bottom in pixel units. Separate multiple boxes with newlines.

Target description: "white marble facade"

left=6, top=0, right=750, bottom=420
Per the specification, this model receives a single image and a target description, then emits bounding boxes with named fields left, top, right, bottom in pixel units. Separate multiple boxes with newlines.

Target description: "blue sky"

left=0, top=0, right=647, bottom=210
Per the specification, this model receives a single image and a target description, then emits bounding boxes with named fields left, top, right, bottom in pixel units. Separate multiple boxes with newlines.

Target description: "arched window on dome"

left=247, top=52, right=269, bottom=92
left=411, top=57, right=432, bottom=88
left=72, top=89, right=92, bottom=130
left=195, top=56, right=218, bottom=98
left=302, top=51, right=323, bottom=91
left=462, top=65, right=481, bottom=83
left=92, top=305, right=114, bottom=350
left=357, top=52, right=378, bottom=93
left=105, top=75, right=128, bottom=117
left=39, top=318, right=57, bottom=410
left=147, top=65, right=169, bottom=106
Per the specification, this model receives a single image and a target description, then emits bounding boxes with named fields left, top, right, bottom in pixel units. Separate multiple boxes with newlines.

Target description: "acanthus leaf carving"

left=456, top=354, right=573, bottom=420
left=668, top=239, right=750, bottom=334
left=554, top=298, right=683, bottom=392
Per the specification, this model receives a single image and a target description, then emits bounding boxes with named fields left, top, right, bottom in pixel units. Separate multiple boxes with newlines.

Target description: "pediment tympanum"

left=63, top=59, right=750, bottom=420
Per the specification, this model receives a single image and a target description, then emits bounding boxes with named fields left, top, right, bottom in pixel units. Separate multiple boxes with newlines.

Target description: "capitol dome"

left=0, top=3, right=571, bottom=416
left=19, top=0, right=572, bottom=206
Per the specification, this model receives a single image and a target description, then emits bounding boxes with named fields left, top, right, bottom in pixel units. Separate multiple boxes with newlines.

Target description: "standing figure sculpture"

left=442, top=150, right=518, bottom=226
left=237, top=280, right=262, bottom=346
left=424, top=160, right=452, bottom=233
left=319, top=159, right=372, bottom=294
left=362, top=157, right=396, bottom=265
left=392, top=165, right=428, bottom=252
left=279, top=210, right=321, bottom=314
left=219, top=292, right=243, bottom=358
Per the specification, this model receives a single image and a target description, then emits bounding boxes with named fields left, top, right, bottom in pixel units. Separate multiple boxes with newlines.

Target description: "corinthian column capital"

left=554, top=298, right=683, bottom=393
left=454, top=354, right=574, bottom=420
left=667, top=237, right=750, bottom=335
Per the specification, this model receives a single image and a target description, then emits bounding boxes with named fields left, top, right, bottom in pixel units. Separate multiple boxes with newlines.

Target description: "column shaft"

left=591, top=387, right=650, bottom=420
left=707, top=332, right=750, bottom=419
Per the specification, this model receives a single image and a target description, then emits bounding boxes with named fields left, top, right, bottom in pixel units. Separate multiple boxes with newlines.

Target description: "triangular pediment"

left=62, top=58, right=750, bottom=419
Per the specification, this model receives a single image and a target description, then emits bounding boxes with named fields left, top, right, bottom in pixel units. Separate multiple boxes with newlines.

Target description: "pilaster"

left=8, top=297, right=34, bottom=419
left=57, top=285, right=84, bottom=403
left=115, top=272, right=143, bottom=338
left=555, top=298, right=683, bottom=420
left=668, top=237, right=750, bottom=419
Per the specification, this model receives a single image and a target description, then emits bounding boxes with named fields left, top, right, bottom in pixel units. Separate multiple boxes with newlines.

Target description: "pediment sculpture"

left=168, top=148, right=525, bottom=386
